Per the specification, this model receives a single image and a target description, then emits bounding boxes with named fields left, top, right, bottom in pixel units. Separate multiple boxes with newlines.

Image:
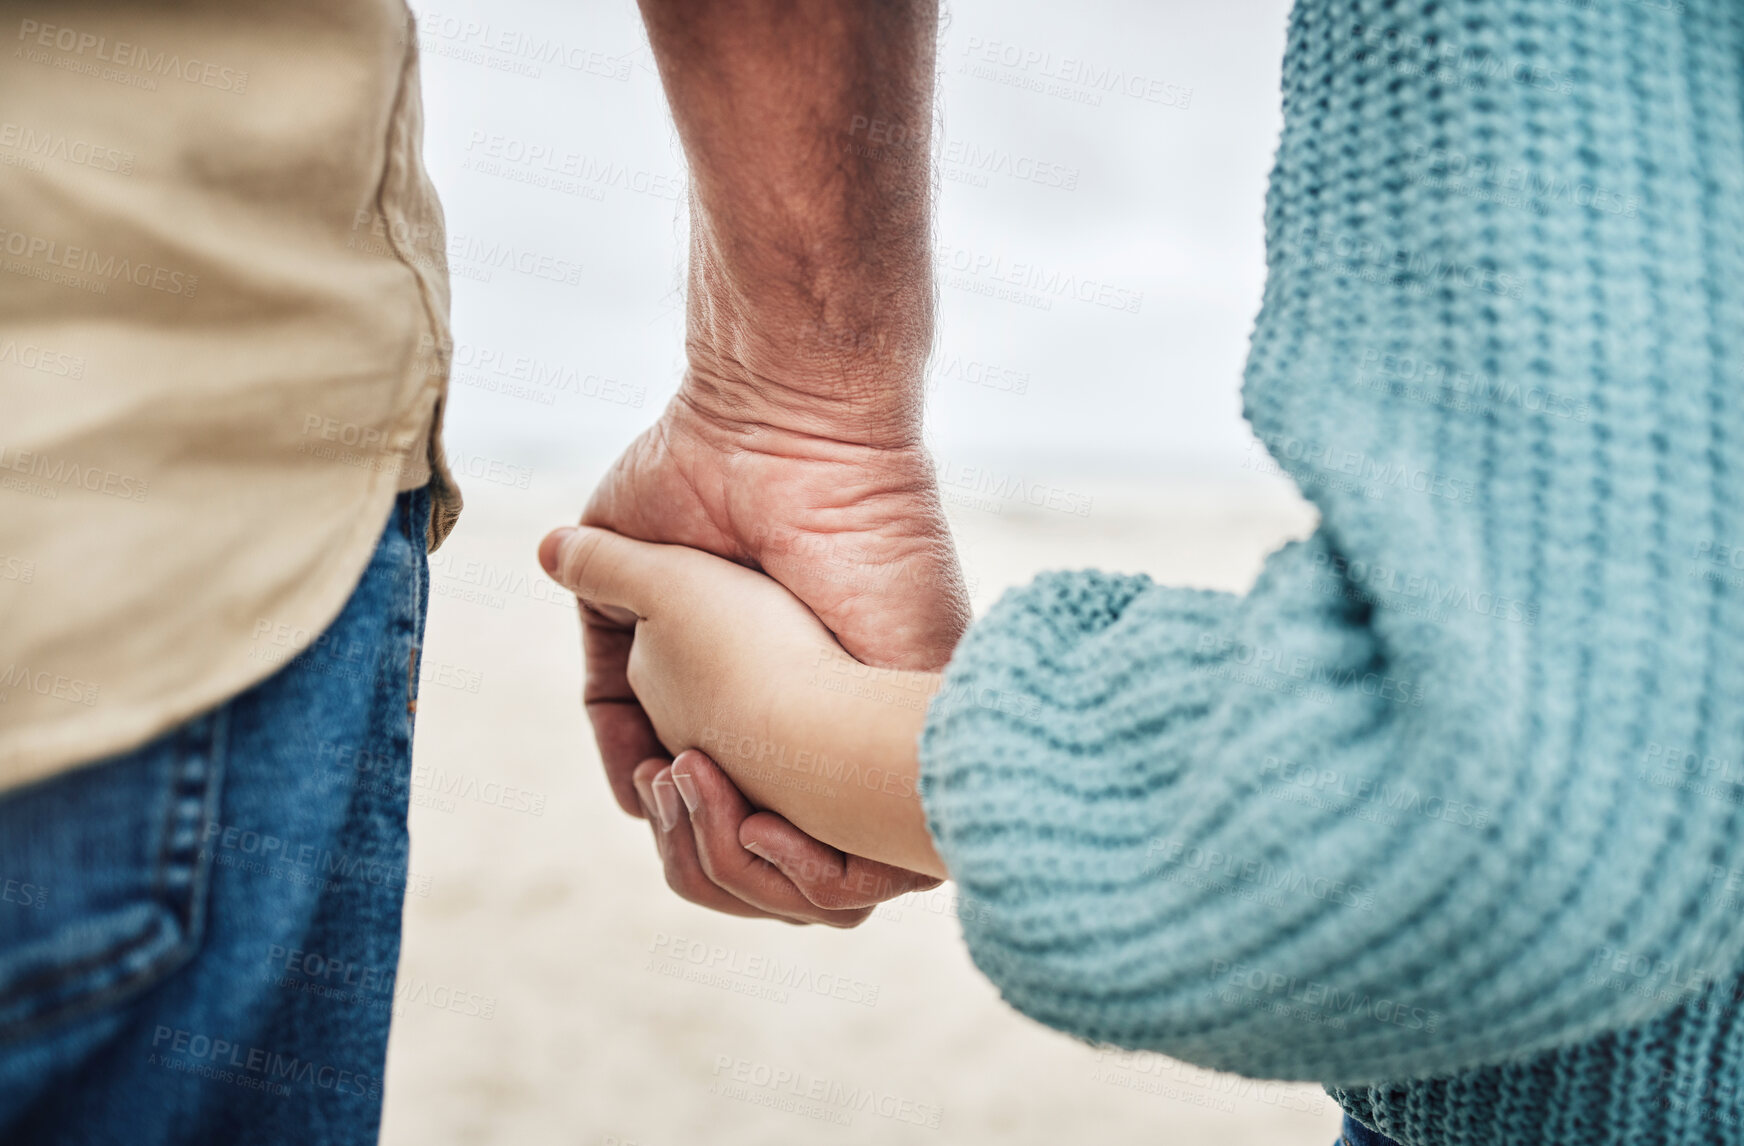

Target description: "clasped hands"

left=537, top=385, right=967, bottom=926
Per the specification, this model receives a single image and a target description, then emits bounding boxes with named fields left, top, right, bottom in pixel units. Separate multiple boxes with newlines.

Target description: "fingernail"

left=538, top=527, right=577, bottom=576
left=744, top=841, right=771, bottom=861
left=672, top=769, right=700, bottom=813
left=652, top=776, right=681, bottom=831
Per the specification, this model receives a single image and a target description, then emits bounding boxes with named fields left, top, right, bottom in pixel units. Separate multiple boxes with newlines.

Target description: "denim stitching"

left=174, top=705, right=228, bottom=945
left=0, top=712, right=226, bottom=1042
left=405, top=489, right=428, bottom=737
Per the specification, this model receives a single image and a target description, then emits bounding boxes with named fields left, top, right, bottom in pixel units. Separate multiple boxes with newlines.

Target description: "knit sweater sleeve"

left=919, top=0, right=1744, bottom=1085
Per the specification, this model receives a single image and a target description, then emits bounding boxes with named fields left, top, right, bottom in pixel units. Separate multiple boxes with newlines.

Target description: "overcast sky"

left=408, top=0, right=1295, bottom=480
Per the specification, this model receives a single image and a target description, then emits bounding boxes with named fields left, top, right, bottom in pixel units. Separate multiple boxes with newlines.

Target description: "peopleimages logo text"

left=16, top=20, right=249, bottom=92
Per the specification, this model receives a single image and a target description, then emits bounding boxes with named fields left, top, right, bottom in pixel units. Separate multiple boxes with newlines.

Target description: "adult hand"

left=566, top=0, right=954, bottom=924
left=575, top=386, right=967, bottom=925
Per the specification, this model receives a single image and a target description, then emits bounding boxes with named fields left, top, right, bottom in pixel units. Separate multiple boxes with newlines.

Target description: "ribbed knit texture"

left=917, top=2, right=1744, bottom=1144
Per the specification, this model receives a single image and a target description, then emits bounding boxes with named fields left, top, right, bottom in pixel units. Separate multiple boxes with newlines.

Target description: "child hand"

left=539, top=525, right=946, bottom=878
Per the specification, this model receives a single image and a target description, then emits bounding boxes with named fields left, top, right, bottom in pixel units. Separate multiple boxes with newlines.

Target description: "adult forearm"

left=638, top=0, right=939, bottom=447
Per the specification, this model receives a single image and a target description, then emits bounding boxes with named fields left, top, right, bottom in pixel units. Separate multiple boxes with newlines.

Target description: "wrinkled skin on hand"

left=578, top=391, right=969, bottom=925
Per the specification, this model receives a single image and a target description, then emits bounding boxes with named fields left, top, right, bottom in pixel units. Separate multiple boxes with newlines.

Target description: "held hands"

left=554, top=393, right=966, bottom=924
left=559, top=13, right=962, bottom=919
left=590, top=0, right=953, bottom=925
left=539, top=524, right=948, bottom=883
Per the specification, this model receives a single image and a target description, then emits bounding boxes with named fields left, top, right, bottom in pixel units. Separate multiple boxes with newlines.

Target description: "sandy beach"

left=378, top=467, right=1338, bottom=1146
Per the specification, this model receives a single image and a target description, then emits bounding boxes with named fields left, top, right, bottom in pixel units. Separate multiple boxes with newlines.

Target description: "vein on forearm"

left=638, top=0, right=940, bottom=411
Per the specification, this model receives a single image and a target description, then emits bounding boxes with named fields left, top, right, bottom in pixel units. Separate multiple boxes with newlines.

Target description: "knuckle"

left=688, top=842, right=719, bottom=884
left=558, top=530, right=607, bottom=595
left=665, top=863, right=711, bottom=905
left=693, top=834, right=738, bottom=884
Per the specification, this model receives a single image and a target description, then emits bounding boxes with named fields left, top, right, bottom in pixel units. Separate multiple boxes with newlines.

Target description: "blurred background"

left=383, top=0, right=1332, bottom=1142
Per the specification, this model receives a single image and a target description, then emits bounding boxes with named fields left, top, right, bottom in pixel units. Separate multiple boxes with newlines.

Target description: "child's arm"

left=540, top=524, right=949, bottom=879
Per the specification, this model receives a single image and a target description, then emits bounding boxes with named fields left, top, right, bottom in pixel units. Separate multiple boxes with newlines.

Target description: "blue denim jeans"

left=0, top=487, right=429, bottom=1145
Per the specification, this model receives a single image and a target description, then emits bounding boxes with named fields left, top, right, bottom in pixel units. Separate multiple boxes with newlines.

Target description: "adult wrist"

left=676, top=226, right=931, bottom=450
left=676, top=351, right=925, bottom=452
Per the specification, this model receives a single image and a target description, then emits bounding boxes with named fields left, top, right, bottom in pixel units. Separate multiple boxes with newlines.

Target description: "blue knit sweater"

left=917, top=2, right=1744, bottom=1143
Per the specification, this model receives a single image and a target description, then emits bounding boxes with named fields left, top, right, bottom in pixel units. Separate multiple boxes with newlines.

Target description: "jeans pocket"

left=0, top=712, right=226, bottom=1044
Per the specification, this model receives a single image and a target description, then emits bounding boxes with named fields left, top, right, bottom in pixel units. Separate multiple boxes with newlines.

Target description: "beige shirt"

left=0, top=0, right=461, bottom=792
